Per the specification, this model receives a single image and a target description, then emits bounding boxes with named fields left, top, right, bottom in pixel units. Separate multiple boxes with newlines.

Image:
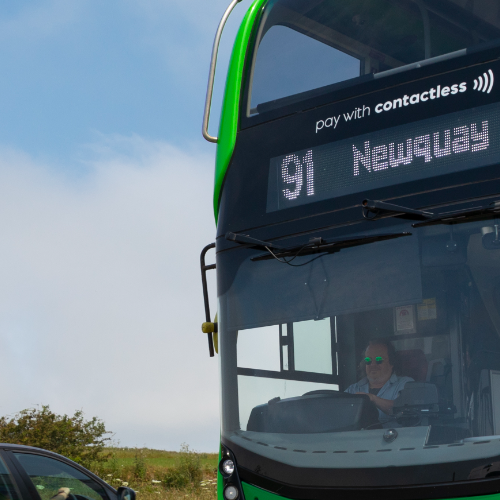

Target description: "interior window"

left=237, top=325, right=281, bottom=371
left=13, top=454, right=109, bottom=500
left=236, top=320, right=340, bottom=431
left=293, top=318, right=334, bottom=374
left=0, top=457, right=19, bottom=500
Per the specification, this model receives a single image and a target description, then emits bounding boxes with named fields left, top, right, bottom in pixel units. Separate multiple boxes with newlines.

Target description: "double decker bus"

left=200, top=2, right=500, bottom=500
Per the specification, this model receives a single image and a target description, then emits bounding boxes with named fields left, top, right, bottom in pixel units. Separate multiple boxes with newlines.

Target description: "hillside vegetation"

left=92, top=446, right=219, bottom=500
left=0, top=406, right=218, bottom=499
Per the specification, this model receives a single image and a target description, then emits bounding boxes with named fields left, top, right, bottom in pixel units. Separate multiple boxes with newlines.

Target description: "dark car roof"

left=0, top=443, right=60, bottom=453
left=0, top=443, right=82, bottom=462
left=0, top=443, right=116, bottom=493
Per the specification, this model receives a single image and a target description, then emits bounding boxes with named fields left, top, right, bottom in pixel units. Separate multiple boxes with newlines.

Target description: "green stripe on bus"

left=213, top=0, right=268, bottom=223
left=242, top=481, right=500, bottom=500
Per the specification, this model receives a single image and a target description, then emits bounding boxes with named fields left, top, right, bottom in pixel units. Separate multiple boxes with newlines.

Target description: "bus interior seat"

left=394, top=382, right=439, bottom=408
left=399, top=349, right=428, bottom=382
left=398, top=350, right=449, bottom=405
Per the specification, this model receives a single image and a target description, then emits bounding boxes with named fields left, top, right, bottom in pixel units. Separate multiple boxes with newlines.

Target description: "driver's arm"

left=51, top=488, right=71, bottom=500
left=356, top=392, right=394, bottom=414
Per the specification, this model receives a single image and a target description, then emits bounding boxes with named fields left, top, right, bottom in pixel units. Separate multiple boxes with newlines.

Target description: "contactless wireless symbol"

left=474, top=69, right=495, bottom=93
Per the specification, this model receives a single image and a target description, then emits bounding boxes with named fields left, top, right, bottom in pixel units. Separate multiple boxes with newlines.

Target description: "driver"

left=345, top=340, right=413, bottom=424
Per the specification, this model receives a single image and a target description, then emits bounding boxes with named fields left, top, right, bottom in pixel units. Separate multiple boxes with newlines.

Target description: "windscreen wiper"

left=225, top=231, right=284, bottom=250
left=362, top=199, right=433, bottom=221
left=251, top=231, right=412, bottom=264
left=412, top=200, right=500, bottom=227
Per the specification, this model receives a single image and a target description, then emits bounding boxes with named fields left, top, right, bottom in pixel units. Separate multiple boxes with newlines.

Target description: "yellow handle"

left=201, top=314, right=218, bottom=353
left=202, top=322, right=216, bottom=334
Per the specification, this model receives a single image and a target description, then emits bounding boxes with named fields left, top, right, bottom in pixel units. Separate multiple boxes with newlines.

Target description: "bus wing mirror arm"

left=202, top=0, right=244, bottom=143
left=200, top=243, right=217, bottom=357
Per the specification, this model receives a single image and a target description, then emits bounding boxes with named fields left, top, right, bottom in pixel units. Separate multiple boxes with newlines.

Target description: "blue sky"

left=0, top=0, right=239, bottom=162
left=0, top=0, right=248, bottom=452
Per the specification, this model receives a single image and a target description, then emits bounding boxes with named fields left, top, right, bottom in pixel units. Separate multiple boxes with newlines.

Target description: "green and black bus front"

left=211, top=2, right=500, bottom=500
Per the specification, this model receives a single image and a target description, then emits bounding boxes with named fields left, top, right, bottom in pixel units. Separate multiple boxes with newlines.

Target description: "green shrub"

left=0, top=405, right=111, bottom=468
left=162, top=444, right=203, bottom=489
left=133, top=448, right=147, bottom=480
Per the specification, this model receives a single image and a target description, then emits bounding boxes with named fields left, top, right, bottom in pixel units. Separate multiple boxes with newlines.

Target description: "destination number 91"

left=281, top=150, right=314, bottom=200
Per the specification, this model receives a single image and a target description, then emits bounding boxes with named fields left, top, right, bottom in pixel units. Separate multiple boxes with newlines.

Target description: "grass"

left=101, top=448, right=218, bottom=469
left=90, top=445, right=219, bottom=500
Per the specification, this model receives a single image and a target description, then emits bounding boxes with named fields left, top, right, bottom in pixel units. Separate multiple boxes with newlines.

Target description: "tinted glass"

left=219, top=213, right=500, bottom=486
left=0, top=457, right=19, bottom=500
left=249, top=25, right=360, bottom=112
left=14, top=454, right=109, bottom=500
left=248, top=0, right=500, bottom=116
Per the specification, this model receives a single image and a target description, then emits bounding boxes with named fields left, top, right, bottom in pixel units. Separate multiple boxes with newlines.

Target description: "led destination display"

left=267, top=103, right=500, bottom=212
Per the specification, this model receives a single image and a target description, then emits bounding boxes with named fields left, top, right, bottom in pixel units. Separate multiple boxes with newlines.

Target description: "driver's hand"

left=51, top=487, right=71, bottom=500
left=356, top=391, right=394, bottom=414
left=355, top=391, right=375, bottom=401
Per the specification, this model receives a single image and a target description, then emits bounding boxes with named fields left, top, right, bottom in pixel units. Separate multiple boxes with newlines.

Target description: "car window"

left=13, top=454, right=108, bottom=500
left=0, top=456, right=19, bottom=500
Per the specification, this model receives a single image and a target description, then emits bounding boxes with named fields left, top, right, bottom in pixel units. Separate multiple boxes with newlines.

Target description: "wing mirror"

left=117, top=487, right=136, bottom=500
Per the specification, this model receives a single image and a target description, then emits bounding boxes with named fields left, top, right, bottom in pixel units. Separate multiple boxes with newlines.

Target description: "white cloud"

left=0, top=136, right=220, bottom=452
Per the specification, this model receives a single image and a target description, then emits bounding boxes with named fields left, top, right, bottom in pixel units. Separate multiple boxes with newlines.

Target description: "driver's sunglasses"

left=364, top=356, right=384, bottom=365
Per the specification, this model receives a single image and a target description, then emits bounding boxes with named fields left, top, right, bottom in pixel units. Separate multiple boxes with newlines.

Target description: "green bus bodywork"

left=212, top=1, right=500, bottom=499
left=216, top=463, right=500, bottom=500
left=241, top=482, right=500, bottom=500
left=213, top=0, right=267, bottom=223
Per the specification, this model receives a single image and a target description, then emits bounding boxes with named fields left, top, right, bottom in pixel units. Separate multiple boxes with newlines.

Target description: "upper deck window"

left=249, top=25, right=361, bottom=110
left=247, top=0, right=500, bottom=117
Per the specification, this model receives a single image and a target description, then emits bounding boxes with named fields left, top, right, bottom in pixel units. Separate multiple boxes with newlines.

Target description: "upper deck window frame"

left=239, top=0, right=500, bottom=130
